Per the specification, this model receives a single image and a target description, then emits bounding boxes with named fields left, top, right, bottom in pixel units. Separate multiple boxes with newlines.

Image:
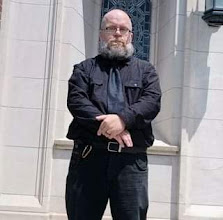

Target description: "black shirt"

left=67, top=55, right=161, bottom=148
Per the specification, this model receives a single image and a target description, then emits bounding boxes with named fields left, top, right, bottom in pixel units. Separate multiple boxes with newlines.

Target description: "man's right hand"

left=113, top=130, right=133, bottom=147
left=96, top=114, right=125, bottom=138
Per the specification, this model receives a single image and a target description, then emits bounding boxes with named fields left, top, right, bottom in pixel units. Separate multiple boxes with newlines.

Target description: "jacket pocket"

left=124, top=80, right=143, bottom=105
left=90, top=78, right=104, bottom=101
left=135, top=153, right=148, bottom=172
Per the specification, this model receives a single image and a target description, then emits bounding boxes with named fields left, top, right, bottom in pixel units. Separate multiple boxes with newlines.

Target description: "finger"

left=96, top=115, right=107, bottom=121
left=97, top=121, right=107, bottom=136
left=104, top=131, right=113, bottom=139
left=121, top=131, right=133, bottom=147
left=97, top=126, right=101, bottom=136
left=125, top=132, right=133, bottom=147
left=129, top=138, right=133, bottom=147
left=97, top=124, right=104, bottom=136
left=122, top=136, right=132, bottom=147
left=106, top=131, right=118, bottom=139
left=114, top=136, right=124, bottom=147
left=100, top=121, right=110, bottom=135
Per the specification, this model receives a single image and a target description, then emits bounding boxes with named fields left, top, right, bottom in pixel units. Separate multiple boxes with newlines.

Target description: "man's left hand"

left=114, top=130, right=133, bottom=147
left=96, top=114, right=125, bottom=138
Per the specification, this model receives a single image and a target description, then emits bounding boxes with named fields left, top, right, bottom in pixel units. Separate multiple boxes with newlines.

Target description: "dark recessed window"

left=101, top=0, right=151, bottom=60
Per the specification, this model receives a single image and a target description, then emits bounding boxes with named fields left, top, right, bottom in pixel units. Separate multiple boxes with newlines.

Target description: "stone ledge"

left=54, top=139, right=179, bottom=156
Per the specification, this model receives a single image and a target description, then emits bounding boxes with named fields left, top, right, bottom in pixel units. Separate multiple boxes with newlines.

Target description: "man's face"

left=99, top=12, right=133, bottom=53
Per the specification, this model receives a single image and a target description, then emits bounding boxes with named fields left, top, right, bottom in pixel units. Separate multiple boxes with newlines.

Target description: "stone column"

left=179, top=0, right=223, bottom=219
left=0, top=0, right=59, bottom=218
left=49, top=0, right=101, bottom=216
left=0, top=0, right=101, bottom=218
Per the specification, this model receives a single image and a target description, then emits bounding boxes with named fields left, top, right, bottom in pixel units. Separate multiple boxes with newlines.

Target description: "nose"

left=114, top=28, right=122, bottom=35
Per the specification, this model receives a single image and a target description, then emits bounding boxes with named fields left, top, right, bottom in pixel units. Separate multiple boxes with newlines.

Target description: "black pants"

left=65, top=146, right=148, bottom=220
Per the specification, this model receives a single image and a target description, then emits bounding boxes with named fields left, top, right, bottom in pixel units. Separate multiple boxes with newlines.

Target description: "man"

left=66, top=9, right=161, bottom=220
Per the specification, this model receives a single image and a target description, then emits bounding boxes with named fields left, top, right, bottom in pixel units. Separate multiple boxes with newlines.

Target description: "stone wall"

left=0, top=0, right=102, bottom=219
left=151, top=0, right=185, bottom=146
left=0, top=0, right=60, bottom=218
left=178, top=1, right=223, bottom=219
left=150, top=0, right=223, bottom=219
left=0, top=0, right=223, bottom=219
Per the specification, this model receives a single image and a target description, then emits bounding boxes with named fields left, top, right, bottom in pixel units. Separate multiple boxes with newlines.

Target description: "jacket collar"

left=96, top=55, right=133, bottom=67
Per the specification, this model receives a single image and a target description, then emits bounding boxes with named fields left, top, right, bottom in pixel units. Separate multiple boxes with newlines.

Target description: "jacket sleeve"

left=119, top=64, right=161, bottom=130
left=67, top=64, right=103, bottom=132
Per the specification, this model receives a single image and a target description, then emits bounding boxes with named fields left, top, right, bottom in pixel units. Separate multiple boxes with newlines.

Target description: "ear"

left=127, top=32, right=133, bottom=44
left=99, top=31, right=105, bottom=41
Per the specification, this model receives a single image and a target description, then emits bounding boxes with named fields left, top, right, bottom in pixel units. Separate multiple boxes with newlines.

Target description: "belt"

left=82, top=142, right=147, bottom=154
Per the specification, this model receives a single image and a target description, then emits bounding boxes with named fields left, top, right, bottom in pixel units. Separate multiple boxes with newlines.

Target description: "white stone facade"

left=0, top=0, right=222, bottom=219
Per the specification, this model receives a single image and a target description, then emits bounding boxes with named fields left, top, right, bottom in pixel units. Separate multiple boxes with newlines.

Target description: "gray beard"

left=99, top=41, right=134, bottom=60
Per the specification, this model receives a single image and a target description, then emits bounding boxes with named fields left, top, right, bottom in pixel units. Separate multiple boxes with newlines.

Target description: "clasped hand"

left=96, top=114, right=133, bottom=147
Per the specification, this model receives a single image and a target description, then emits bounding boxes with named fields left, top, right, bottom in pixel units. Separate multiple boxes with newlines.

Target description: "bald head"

left=99, top=9, right=134, bottom=59
left=101, top=9, right=132, bottom=31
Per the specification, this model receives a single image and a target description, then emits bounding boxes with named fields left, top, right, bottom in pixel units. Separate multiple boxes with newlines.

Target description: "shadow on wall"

left=82, top=0, right=101, bottom=58
left=181, top=3, right=219, bottom=142
left=153, top=0, right=219, bottom=146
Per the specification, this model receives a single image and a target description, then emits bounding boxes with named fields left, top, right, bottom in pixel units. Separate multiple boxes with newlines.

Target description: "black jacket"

left=67, top=55, right=161, bottom=148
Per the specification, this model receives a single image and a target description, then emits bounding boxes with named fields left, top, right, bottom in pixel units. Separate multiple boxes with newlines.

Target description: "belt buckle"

left=107, top=142, right=122, bottom=153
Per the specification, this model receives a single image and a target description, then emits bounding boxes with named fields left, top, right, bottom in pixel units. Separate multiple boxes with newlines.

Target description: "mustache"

left=109, top=40, right=125, bottom=44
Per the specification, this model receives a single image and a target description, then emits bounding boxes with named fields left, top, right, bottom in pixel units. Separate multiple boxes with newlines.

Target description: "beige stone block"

left=54, top=110, right=72, bottom=140
left=149, top=155, right=179, bottom=204
left=181, top=118, right=223, bottom=158
left=7, top=40, right=47, bottom=78
left=157, top=15, right=185, bottom=63
left=1, top=108, right=42, bottom=147
left=186, top=0, right=205, bottom=13
left=2, top=77, right=44, bottom=109
left=156, top=88, right=182, bottom=121
left=179, top=156, right=223, bottom=206
left=157, top=51, right=184, bottom=92
left=148, top=201, right=178, bottom=219
left=59, top=43, right=85, bottom=81
left=61, top=7, right=85, bottom=54
left=185, top=12, right=223, bottom=53
left=179, top=203, right=223, bottom=220
left=64, top=0, right=83, bottom=13
left=57, top=80, right=68, bottom=111
left=49, top=196, right=66, bottom=213
left=82, top=0, right=101, bottom=28
left=184, top=50, right=223, bottom=90
left=182, top=87, right=223, bottom=120
left=153, top=117, right=181, bottom=146
left=158, top=0, right=177, bottom=30
left=178, top=156, right=223, bottom=220
left=1, top=147, right=38, bottom=195
left=51, top=149, right=70, bottom=197
left=9, top=1, right=49, bottom=41
left=13, top=0, right=51, bottom=5
left=189, top=158, right=223, bottom=205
